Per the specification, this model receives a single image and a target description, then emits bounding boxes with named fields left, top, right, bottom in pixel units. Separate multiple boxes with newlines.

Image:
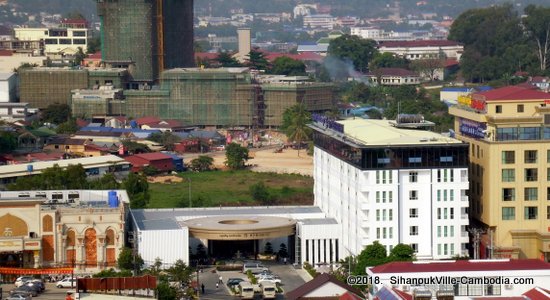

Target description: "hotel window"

left=497, top=128, right=519, bottom=141
left=409, top=190, right=418, bottom=200
left=450, top=225, right=454, bottom=237
left=437, top=244, right=441, bottom=255
left=409, top=171, right=418, bottom=183
left=444, top=208, right=448, bottom=219
left=437, top=226, right=441, bottom=237
left=503, top=188, right=515, bottom=201
left=410, top=226, right=418, bottom=236
left=389, top=227, right=393, bottom=238
left=517, top=104, right=524, bottom=113
left=382, top=209, right=387, bottom=221
left=525, top=187, right=538, bottom=201
left=389, top=209, right=393, bottom=221
left=502, top=169, right=515, bottom=182
left=502, top=151, right=515, bottom=164
left=383, top=228, right=387, bottom=239
left=450, top=207, right=454, bottom=219
left=496, top=105, right=502, bottom=113
left=376, top=228, right=380, bottom=239
left=548, top=150, right=550, bottom=163
left=376, top=191, right=380, bottom=203
left=450, top=190, right=455, bottom=201
left=444, top=226, right=448, bottom=237
left=450, top=244, right=455, bottom=255
left=388, top=191, right=393, bottom=203
left=519, top=127, right=541, bottom=140
left=437, top=208, right=441, bottom=219
left=502, top=207, right=515, bottom=220
left=548, top=187, right=550, bottom=201
left=411, top=243, right=418, bottom=252
left=525, top=150, right=538, bottom=163
left=409, top=208, right=418, bottom=218
left=547, top=206, right=550, bottom=219
left=525, top=168, right=538, bottom=181
left=444, top=244, right=448, bottom=255
left=547, top=168, right=550, bottom=181
left=524, top=206, right=538, bottom=220
left=376, top=210, right=380, bottom=221
left=437, top=190, right=441, bottom=201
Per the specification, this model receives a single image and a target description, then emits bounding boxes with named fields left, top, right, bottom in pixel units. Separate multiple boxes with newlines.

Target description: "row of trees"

left=449, top=4, right=550, bottom=82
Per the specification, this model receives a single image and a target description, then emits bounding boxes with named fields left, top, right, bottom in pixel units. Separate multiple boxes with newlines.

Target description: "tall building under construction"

left=97, top=0, right=194, bottom=83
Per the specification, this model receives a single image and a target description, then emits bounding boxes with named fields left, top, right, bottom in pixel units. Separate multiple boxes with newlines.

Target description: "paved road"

left=1, top=282, right=71, bottom=300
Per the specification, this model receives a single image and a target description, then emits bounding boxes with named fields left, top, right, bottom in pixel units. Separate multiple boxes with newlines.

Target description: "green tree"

left=370, top=52, right=409, bottom=70
left=410, top=58, right=445, bottom=81
left=224, top=142, right=249, bottom=170
left=282, top=103, right=312, bottom=156
left=167, top=259, right=193, bottom=284
left=117, top=247, right=144, bottom=272
left=89, top=173, right=120, bottom=189
left=142, top=165, right=159, bottom=176
left=340, top=81, right=370, bottom=103
left=42, top=103, right=71, bottom=124
left=388, top=244, right=415, bottom=261
left=354, top=241, right=387, bottom=275
left=189, top=155, right=214, bottom=172
left=156, top=281, right=176, bottom=300
left=56, top=118, right=79, bottom=134
left=86, top=36, right=101, bottom=54
left=0, top=131, right=18, bottom=153
left=278, top=243, right=288, bottom=258
left=249, top=181, right=272, bottom=204
left=122, top=140, right=150, bottom=154
left=123, top=172, right=150, bottom=208
left=93, top=268, right=132, bottom=278
left=264, top=242, right=273, bottom=254
left=148, top=132, right=181, bottom=151
left=246, top=48, right=270, bottom=71
left=271, top=56, right=306, bottom=76
left=74, top=47, right=86, bottom=66
left=328, top=34, right=378, bottom=72
left=448, top=5, right=527, bottom=82
left=216, top=52, right=242, bottom=67
left=523, top=5, right=550, bottom=71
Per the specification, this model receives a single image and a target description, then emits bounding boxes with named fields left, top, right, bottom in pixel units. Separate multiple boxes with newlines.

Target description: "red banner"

left=0, top=267, right=73, bottom=275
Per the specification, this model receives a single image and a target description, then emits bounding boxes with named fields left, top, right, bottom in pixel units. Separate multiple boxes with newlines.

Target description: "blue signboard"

left=312, top=113, right=344, bottom=133
left=459, top=118, right=486, bottom=139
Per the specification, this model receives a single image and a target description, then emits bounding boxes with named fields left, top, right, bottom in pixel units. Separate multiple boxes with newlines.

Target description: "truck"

left=259, top=281, right=277, bottom=299
left=238, top=282, right=255, bottom=299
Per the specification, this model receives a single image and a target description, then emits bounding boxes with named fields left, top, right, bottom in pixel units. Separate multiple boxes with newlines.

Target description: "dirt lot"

left=210, top=148, right=313, bottom=176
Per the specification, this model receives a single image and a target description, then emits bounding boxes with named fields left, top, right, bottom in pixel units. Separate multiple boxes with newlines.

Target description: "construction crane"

left=156, top=0, right=164, bottom=79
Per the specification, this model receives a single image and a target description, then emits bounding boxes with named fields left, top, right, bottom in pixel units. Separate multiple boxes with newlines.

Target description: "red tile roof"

left=134, top=152, right=172, bottom=161
left=135, top=116, right=161, bottom=126
left=369, top=259, right=550, bottom=274
left=367, top=68, right=419, bottom=77
left=339, top=291, right=364, bottom=300
left=444, top=58, right=459, bottom=68
left=378, top=40, right=462, bottom=48
left=285, top=273, right=363, bottom=300
left=474, top=85, right=550, bottom=101
left=523, top=287, right=550, bottom=300
left=61, top=18, right=88, bottom=25
left=87, top=52, right=102, bottom=59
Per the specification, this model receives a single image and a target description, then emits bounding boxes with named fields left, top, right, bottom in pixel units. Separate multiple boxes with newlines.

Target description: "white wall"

left=0, top=73, right=16, bottom=102
left=138, top=228, right=189, bottom=267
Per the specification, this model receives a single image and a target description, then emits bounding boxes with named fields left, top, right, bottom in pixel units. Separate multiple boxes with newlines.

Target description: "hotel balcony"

left=449, top=106, right=487, bottom=123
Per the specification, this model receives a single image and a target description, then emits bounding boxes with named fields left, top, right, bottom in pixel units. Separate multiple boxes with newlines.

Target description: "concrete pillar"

left=97, top=235, right=106, bottom=269
left=76, top=235, right=84, bottom=270
left=33, top=250, right=40, bottom=268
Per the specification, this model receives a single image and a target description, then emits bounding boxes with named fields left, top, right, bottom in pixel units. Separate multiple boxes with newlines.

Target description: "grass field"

left=148, top=170, right=314, bottom=208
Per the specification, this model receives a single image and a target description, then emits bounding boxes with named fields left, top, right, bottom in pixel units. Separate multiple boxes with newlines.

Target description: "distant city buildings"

left=310, top=117, right=470, bottom=259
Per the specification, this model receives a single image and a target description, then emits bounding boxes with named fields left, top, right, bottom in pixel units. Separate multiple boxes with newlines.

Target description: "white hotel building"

left=310, top=117, right=470, bottom=259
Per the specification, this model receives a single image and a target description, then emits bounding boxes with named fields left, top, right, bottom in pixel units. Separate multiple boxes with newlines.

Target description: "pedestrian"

left=201, top=283, right=205, bottom=294
left=218, top=275, right=223, bottom=284
left=216, top=282, right=219, bottom=289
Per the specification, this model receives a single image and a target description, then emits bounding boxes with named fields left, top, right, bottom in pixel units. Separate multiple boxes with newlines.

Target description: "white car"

left=14, top=276, right=33, bottom=287
left=256, top=275, right=281, bottom=284
left=56, top=278, right=76, bottom=288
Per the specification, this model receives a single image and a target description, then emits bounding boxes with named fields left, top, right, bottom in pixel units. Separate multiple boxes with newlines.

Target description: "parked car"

left=14, top=276, right=33, bottom=287
left=23, top=282, right=42, bottom=294
left=11, top=286, right=37, bottom=297
left=226, top=278, right=245, bottom=287
left=56, top=277, right=76, bottom=288
left=30, top=279, right=46, bottom=292
left=255, top=275, right=281, bottom=284
left=7, top=293, right=31, bottom=300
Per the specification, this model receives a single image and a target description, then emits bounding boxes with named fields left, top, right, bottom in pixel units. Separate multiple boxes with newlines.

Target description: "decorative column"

left=76, top=235, right=85, bottom=270
left=97, top=234, right=106, bottom=270
left=33, top=250, right=40, bottom=268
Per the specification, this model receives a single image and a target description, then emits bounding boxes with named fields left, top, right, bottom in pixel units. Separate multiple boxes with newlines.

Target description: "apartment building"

left=310, top=116, right=470, bottom=259
left=449, top=85, right=550, bottom=261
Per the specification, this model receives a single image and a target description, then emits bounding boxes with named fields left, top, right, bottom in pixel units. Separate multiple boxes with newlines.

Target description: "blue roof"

left=441, top=87, right=471, bottom=92
left=79, top=126, right=160, bottom=134
left=162, top=152, right=183, bottom=161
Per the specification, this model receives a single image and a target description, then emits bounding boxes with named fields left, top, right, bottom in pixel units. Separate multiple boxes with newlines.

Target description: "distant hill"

left=8, top=0, right=96, bottom=19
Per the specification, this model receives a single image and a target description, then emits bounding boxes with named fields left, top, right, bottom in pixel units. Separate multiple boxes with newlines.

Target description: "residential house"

left=366, top=68, right=421, bottom=86
left=123, top=152, right=175, bottom=173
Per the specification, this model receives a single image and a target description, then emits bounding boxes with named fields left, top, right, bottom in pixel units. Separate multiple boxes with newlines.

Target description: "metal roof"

left=131, top=206, right=325, bottom=231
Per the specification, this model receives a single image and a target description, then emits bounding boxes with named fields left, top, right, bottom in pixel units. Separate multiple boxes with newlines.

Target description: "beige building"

left=14, top=27, right=90, bottom=55
left=449, top=85, right=550, bottom=261
left=0, top=190, right=128, bottom=272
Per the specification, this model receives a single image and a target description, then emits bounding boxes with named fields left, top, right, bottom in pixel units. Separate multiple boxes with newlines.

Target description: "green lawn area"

left=148, top=170, right=313, bottom=208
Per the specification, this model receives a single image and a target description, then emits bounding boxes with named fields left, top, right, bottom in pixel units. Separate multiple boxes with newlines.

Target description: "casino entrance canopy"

left=184, top=216, right=296, bottom=240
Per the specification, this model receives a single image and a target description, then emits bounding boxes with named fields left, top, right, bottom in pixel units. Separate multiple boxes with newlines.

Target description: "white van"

left=259, top=281, right=277, bottom=299
left=238, top=281, right=255, bottom=299
left=242, top=262, right=268, bottom=274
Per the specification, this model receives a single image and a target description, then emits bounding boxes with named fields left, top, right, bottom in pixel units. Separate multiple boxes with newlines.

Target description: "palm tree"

left=284, top=103, right=312, bottom=157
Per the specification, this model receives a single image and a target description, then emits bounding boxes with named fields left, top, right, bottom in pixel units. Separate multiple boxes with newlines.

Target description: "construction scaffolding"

left=97, top=0, right=194, bottom=83
left=20, top=68, right=88, bottom=109
left=160, top=68, right=255, bottom=127
left=262, top=83, right=335, bottom=127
